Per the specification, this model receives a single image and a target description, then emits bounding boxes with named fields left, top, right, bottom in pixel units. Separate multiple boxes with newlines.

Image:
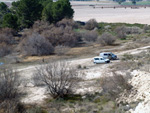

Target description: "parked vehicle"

left=99, top=52, right=117, bottom=60
left=93, top=57, right=110, bottom=64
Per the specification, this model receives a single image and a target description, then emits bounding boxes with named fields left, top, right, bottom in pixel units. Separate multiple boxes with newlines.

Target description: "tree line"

left=0, top=0, right=74, bottom=30
left=114, top=0, right=142, bottom=4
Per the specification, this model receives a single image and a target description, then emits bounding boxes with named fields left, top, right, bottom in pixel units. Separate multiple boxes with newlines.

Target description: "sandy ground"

left=129, top=70, right=150, bottom=113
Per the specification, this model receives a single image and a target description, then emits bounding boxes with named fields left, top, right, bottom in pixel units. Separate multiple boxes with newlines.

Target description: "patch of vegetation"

left=98, top=22, right=144, bottom=35
left=44, top=93, right=118, bottom=113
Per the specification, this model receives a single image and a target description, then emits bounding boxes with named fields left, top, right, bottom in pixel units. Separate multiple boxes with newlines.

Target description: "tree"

left=39, top=0, right=52, bottom=7
left=11, top=1, right=20, bottom=13
left=0, top=2, right=8, bottom=12
left=42, top=1, right=53, bottom=23
left=33, top=61, right=79, bottom=98
left=0, top=2, right=9, bottom=27
left=113, top=0, right=125, bottom=4
left=42, top=0, right=74, bottom=23
left=2, top=13, right=18, bottom=30
left=17, top=0, right=42, bottom=28
left=132, top=0, right=136, bottom=5
left=52, top=0, right=74, bottom=23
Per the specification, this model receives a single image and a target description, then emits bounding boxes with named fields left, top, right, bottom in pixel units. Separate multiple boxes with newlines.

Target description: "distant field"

left=72, top=1, right=150, bottom=25
left=121, top=1, right=150, bottom=5
left=1, top=0, right=150, bottom=25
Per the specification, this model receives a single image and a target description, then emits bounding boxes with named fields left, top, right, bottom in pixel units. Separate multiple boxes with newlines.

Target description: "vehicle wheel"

left=108, top=56, right=112, bottom=60
left=106, top=61, right=110, bottom=63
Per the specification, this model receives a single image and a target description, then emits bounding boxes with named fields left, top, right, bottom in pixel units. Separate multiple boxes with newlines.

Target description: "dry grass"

left=22, top=43, right=123, bottom=63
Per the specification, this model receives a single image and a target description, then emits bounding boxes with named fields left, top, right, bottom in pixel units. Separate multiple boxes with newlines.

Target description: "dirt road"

left=18, top=45, right=150, bottom=104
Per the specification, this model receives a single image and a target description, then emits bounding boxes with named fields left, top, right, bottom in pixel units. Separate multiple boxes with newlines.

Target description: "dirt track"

left=18, top=45, right=150, bottom=104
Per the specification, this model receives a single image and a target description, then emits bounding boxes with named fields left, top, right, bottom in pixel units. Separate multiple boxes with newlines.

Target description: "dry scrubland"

left=0, top=1, right=150, bottom=113
left=0, top=17, right=150, bottom=113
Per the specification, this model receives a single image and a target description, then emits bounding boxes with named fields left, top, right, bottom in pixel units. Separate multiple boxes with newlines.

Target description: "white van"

left=99, top=52, right=117, bottom=60
left=93, top=57, right=110, bottom=64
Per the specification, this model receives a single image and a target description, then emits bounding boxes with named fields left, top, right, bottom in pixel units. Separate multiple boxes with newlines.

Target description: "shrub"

left=19, top=33, right=54, bottom=56
left=82, top=30, right=98, bottom=42
left=143, top=25, right=150, bottom=33
left=136, top=36, right=150, bottom=44
left=33, top=61, right=80, bottom=98
left=27, top=20, right=81, bottom=47
left=32, top=20, right=52, bottom=34
left=100, top=72, right=132, bottom=99
left=97, top=32, right=116, bottom=46
left=110, top=61, right=141, bottom=71
left=55, top=45, right=70, bottom=56
left=56, top=18, right=78, bottom=29
left=25, top=106, right=47, bottom=113
left=0, top=100, right=25, bottom=113
left=0, top=28, right=15, bottom=45
left=0, top=43, right=11, bottom=57
left=114, top=26, right=126, bottom=39
left=42, top=26, right=80, bottom=47
left=77, top=64, right=82, bottom=69
left=121, top=53, right=134, bottom=61
left=84, top=19, right=98, bottom=30
left=126, top=26, right=143, bottom=34
left=0, top=67, right=20, bottom=101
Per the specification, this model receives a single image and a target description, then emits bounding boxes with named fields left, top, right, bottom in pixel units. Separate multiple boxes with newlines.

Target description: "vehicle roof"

left=100, top=52, right=112, bottom=54
left=94, top=56, right=104, bottom=58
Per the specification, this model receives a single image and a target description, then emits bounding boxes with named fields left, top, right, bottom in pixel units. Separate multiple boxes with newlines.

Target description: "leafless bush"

left=33, top=61, right=79, bottom=98
left=26, top=20, right=81, bottom=47
left=0, top=43, right=11, bottom=57
left=82, top=30, right=98, bottom=42
left=0, top=100, right=25, bottom=113
left=84, top=19, right=98, bottom=30
left=56, top=18, right=78, bottom=29
left=126, top=26, right=143, bottom=34
left=42, top=26, right=80, bottom=47
left=100, top=72, right=132, bottom=98
left=0, top=28, right=16, bottom=35
left=32, top=20, right=53, bottom=34
left=97, top=32, right=116, bottom=46
left=0, top=67, right=20, bottom=101
left=0, top=28, right=15, bottom=45
left=115, top=26, right=127, bottom=39
left=136, top=37, right=150, bottom=44
left=55, top=45, right=70, bottom=56
left=19, top=33, right=54, bottom=56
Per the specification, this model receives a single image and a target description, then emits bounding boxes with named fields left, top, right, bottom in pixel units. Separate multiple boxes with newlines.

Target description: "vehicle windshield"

left=94, top=58, right=99, bottom=60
